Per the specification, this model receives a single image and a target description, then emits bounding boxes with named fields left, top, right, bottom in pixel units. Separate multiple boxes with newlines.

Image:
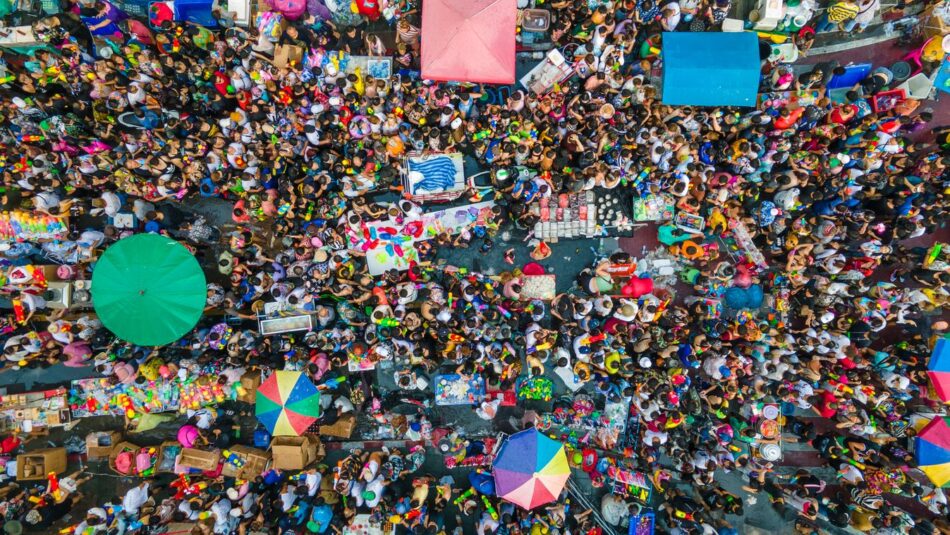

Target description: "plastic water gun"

left=11, top=299, right=25, bottom=324
left=373, top=316, right=400, bottom=327
left=43, top=65, right=66, bottom=83
left=47, top=472, right=65, bottom=502
left=925, top=243, right=943, bottom=267
left=116, top=394, right=136, bottom=418
left=319, top=376, right=346, bottom=390
left=480, top=495, right=498, bottom=520
left=18, top=135, right=45, bottom=143
left=628, top=167, right=652, bottom=190
left=13, top=156, right=30, bottom=173
left=222, top=450, right=245, bottom=468
left=0, top=74, right=16, bottom=84
left=453, top=487, right=475, bottom=505
left=171, top=474, right=191, bottom=499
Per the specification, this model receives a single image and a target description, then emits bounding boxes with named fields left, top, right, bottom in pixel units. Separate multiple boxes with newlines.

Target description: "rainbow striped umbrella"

left=916, top=417, right=950, bottom=487
left=928, top=337, right=950, bottom=402
left=914, top=416, right=950, bottom=487
left=256, top=371, right=321, bottom=436
left=493, top=429, right=570, bottom=509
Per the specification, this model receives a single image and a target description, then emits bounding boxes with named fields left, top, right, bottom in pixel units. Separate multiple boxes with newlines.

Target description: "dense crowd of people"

left=0, top=0, right=948, bottom=532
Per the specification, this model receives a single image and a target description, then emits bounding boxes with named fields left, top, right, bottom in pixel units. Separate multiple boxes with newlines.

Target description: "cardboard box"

left=156, top=441, right=183, bottom=474
left=176, top=448, right=220, bottom=472
left=270, top=436, right=320, bottom=470
left=86, top=431, right=123, bottom=459
left=108, top=441, right=140, bottom=476
left=318, top=414, right=356, bottom=439
left=239, top=370, right=261, bottom=403
left=221, top=445, right=271, bottom=479
left=273, top=44, right=303, bottom=69
left=16, top=448, right=67, bottom=480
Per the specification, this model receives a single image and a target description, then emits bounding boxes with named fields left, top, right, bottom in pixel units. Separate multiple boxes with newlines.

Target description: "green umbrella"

left=92, top=234, right=206, bottom=346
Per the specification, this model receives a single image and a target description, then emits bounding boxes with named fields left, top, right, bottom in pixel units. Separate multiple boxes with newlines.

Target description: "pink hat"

left=177, top=425, right=200, bottom=448
left=114, top=451, right=134, bottom=474
left=114, top=362, right=137, bottom=385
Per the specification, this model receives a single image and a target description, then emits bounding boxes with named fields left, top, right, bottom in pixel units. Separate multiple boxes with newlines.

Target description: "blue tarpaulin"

left=661, top=32, right=760, bottom=107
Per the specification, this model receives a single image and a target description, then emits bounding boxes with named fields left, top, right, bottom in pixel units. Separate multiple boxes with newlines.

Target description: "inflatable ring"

left=348, top=115, right=371, bottom=139
left=680, top=240, right=704, bottom=260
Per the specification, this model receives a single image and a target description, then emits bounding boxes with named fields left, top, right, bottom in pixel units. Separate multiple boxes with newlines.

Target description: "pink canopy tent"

left=421, top=0, right=516, bottom=84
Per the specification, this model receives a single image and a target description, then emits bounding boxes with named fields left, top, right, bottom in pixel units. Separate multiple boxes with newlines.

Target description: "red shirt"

left=816, top=390, right=838, bottom=419
left=1, top=436, right=21, bottom=454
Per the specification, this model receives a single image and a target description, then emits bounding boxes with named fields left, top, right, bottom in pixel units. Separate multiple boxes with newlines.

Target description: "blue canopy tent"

left=661, top=32, right=761, bottom=108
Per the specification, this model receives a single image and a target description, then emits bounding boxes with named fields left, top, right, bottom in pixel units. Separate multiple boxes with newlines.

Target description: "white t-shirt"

left=122, top=483, right=149, bottom=515
left=132, top=199, right=154, bottom=220
left=100, top=192, right=122, bottom=217
left=306, top=472, right=322, bottom=497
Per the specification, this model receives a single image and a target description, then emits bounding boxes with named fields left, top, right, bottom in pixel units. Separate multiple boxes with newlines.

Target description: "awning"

left=421, top=0, right=516, bottom=84
left=661, top=32, right=761, bottom=107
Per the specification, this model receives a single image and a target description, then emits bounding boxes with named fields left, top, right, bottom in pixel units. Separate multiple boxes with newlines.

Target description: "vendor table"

left=0, top=388, right=70, bottom=434
left=433, top=374, right=486, bottom=406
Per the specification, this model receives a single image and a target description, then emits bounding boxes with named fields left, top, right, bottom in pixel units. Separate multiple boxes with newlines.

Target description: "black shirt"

left=159, top=204, right=187, bottom=227
left=339, top=27, right=364, bottom=53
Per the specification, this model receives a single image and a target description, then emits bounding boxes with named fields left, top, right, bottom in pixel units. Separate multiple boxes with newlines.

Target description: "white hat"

left=450, top=117, right=463, bottom=130
left=229, top=507, right=242, bottom=518
left=328, top=96, right=341, bottom=107
left=226, top=488, right=239, bottom=501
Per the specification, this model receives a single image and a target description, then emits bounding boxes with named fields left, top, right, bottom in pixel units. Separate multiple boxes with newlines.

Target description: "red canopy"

left=421, top=0, right=516, bottom=85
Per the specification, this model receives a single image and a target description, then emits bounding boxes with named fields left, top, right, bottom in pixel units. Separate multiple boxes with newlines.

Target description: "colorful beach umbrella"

left=927, top=337, right=950, bottom=402
left=493, top=428, right=570, bottom=509
left=91, top=234, right=206, bottom=346
left=255, top=371, right=321, bottom=436
left=916, top=417, right=950, bottom=487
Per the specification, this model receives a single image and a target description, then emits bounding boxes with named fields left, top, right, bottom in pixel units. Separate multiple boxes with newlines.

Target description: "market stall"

left=661, top=32, right=761, bottom=107
left=421, top=0, right=516, bottom=84
left=0, top=388, right=71, bottom=434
